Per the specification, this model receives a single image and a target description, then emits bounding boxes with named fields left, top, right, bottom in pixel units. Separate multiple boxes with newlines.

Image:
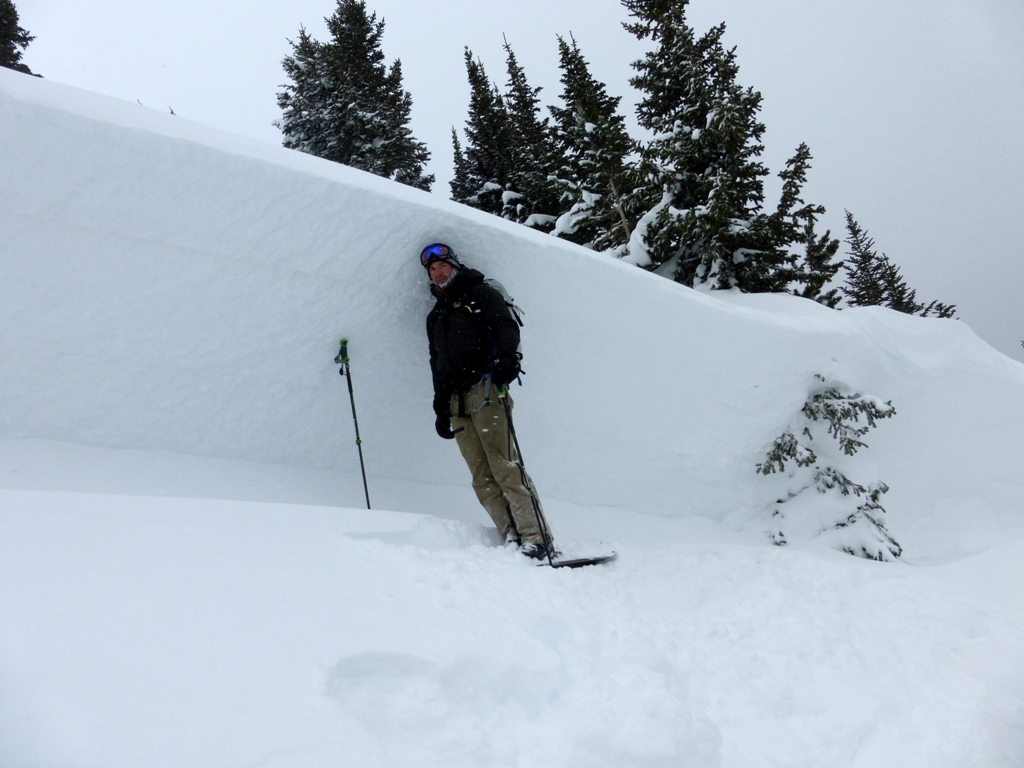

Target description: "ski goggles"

left=420, top=243, right=456, bottom=268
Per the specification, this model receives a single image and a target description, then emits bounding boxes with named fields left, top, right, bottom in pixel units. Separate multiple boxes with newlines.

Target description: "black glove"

left=435, top=414, right=455, bottom=440
left=432, top=392, right=449, bottom=418
left=491, top=355, right=520, bottom=388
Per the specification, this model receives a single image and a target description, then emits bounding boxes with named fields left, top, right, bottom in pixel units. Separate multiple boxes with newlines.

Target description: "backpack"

left=483, top=278, right=524, bottom=327
left=478, top=277, right=525, bottom=375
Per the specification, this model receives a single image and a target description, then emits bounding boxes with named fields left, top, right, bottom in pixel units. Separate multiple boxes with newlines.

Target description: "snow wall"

left=3, top=68, right=1024, bottom=525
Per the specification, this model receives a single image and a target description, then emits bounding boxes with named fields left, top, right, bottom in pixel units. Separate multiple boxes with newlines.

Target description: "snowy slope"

left=2, top=69, right=1024, bottom=767
left=5, top=67, right=1024, bottom=525
left=4, top=488, right=1023, bottom=768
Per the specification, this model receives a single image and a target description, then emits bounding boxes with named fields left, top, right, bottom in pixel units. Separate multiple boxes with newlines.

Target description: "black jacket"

left=426, top=267, right=520, bottom=399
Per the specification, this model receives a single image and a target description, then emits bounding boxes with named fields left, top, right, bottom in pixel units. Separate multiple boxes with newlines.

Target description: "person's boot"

left=502, top=505, right=521, bottom=547
left=521, top=539, right=554, bottom=560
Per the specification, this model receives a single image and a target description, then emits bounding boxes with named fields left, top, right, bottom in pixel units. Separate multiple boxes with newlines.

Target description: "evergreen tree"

left=276, top=0, right=432, bottom=190
left=623, top=0, right=780, bottom=290
left=450, top=49, right=515, bottom=215
left=840, top=211, right=886, bottom=307
left=757, top=375, right=901, bottom=561
left=878, top=257, right=921, bottom=314
left=499, top=39, right=562, bottom=229
left=793, top=212, right=842, bottom=307
left=774, top=144, right=842, bottom=305
left=841, top=211, right=957, bottom=318
left=918, top=299, right=958, bottom=319
left=450, top=128, right=473, bottom=203
left=548, top=34, right=636, bottom=251
left=0, top=0, right=35, bottom=75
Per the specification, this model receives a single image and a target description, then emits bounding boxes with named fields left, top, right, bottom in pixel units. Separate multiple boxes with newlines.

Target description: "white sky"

left=14, top=0, right=1024, bottom=362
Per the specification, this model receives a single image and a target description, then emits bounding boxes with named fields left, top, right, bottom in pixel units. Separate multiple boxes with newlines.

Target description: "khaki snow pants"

left=449, top=380, right=551, bottom=545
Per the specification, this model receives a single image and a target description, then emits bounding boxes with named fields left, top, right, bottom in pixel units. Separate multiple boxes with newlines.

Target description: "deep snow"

left=2, top=68, right=1024, bottom=767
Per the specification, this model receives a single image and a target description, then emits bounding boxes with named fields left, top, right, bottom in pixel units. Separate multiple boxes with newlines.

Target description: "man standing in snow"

left=421, top=243, right=554, bottom=560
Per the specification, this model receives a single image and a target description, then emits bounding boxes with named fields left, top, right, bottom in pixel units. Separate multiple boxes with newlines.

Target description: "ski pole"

left=335, top=339, right=371, bottom=509
left=498, top=390, right=555, bottom=566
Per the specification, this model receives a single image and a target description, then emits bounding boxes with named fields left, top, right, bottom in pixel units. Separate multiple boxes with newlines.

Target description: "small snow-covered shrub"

left=757, top=375, right=901, bottom=561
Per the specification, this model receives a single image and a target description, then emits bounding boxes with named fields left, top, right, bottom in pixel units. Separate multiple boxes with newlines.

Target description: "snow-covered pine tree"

left=623, top=0, right=785, bottom=291
left=757, top=375, right=901, bottom=561
left=841, top=211, right=957, bottom=318
left=547, top=34, right=637, bottom=252
left=450, top=49, right=515, bottom=216
left=499, top=39, right=562, bottom=230
left=0, top=0, right=35, bottom=75
left=793, top=213, right=843, bottom=308
left=276, top=29, right=330, bottom=152
left=275, top=0, right=433, bottom=190
left=450, top=128, right=475, bottom=204
left=737, top=143, right=814, bottom=295
left=774, top=144, right=842, bottom=306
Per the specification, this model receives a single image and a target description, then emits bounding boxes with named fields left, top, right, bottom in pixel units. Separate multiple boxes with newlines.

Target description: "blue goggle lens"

left=420, top=244, right=452, bottom=267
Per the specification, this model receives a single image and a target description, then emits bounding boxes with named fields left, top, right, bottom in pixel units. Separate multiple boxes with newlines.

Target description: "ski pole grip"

left=335, top=338, right=349, bottom=365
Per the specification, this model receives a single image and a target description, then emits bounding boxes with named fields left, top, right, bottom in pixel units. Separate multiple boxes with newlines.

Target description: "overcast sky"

left=14, top=0, right=1024, bottom=362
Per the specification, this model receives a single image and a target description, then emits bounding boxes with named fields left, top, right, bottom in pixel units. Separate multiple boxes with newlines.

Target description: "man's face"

left=428, top=260, right=454, bottom=285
